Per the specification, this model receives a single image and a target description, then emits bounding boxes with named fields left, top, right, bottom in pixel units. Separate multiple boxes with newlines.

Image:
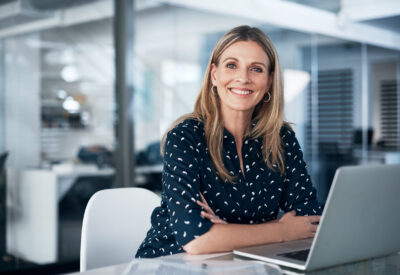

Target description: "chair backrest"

left=80, top=187, right=160, bottom=271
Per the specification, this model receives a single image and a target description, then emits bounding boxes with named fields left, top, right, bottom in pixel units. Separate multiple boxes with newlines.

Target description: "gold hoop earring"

left=263, top=92, right=271, bottom=103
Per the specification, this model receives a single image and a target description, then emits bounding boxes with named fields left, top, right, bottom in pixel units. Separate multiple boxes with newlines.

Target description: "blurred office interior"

left=0, top=0, right=399, bottom=273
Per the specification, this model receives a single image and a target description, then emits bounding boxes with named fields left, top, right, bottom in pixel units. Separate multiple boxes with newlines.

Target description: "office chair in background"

left=80, top=187, right=160, bottom=271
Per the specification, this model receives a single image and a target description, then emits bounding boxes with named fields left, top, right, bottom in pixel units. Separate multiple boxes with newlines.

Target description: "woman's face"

left=211, top=40, right=273, bottom=116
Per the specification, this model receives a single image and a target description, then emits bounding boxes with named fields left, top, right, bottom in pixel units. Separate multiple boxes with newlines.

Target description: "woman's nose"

left=235, top=68, right=250, bottom=83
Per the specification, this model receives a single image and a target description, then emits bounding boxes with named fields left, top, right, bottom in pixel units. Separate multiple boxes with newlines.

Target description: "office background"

left=0, top=0, right=399, bottom=273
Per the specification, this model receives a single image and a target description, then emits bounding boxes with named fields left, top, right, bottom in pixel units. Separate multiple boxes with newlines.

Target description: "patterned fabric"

left=135, top=119, right=322, bottom=258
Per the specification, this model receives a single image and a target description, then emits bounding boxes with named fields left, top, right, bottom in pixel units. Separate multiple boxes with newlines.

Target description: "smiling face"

left=211, top=40, right=273, bottom=118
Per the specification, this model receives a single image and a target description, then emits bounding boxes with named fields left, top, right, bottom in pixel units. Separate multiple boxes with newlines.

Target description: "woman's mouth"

left=229, top=88, right=253, bottom=95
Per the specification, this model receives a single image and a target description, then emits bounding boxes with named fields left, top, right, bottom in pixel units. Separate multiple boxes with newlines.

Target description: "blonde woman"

left=136, top=25, right=321, bottom=258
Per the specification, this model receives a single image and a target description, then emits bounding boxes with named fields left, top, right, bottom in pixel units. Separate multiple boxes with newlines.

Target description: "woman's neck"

left=222, top=108, right=253, bottom=143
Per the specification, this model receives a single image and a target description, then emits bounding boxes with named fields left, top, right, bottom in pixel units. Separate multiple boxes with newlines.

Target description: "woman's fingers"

left=201, top=211, right=227, bottom=224
left=211, top=218, right=228, bottom=224
left=307, top=215, right=321, bottom=224
left=310, top=224, right=318, bottom=232
left=196, top=200, right=206, bottom=208
left=196, top=200, right=215, bottom=215
left=198, top=193, right=228, bottom=224
left=197, top=194, right=216, bottom=215
left=200, top=211, right=215, bottom=220
left=200, top=193, right=214, bottom=212
left=200, top=193, right=209, bottom=206
left=200, top=193, right=206, bottom=203
left=279, top=212, right=321, bottom=241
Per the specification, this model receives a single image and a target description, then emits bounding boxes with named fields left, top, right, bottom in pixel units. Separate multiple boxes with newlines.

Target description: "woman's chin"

left=224, top=104, right=256, bottom=114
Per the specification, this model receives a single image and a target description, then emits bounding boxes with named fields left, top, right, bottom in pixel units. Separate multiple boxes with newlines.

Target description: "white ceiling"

left=0, top=0, right=399, bottom=50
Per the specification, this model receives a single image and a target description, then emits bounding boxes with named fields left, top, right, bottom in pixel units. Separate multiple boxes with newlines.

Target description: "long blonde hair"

left=161, top=25, right=288, bottom=183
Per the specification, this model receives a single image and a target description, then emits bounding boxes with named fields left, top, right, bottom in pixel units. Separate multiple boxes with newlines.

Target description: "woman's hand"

left=196, top=193, right=228, bottom=224
left=278, top=210, right=320, bottom=242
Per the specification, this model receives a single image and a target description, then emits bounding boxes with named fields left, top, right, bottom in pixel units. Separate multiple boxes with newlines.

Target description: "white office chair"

left=80, top=187, right=160, bottom=271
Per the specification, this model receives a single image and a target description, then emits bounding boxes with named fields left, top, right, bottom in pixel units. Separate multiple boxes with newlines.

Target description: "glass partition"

left=305, top=37, right=363, bottom=202
left=367, top=45, right=400, bottom=164
left=0, top=0, right=115, bottom=272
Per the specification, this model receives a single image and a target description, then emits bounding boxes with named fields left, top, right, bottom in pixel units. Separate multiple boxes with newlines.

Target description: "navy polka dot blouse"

left=135, top=119, right=322, bottom=258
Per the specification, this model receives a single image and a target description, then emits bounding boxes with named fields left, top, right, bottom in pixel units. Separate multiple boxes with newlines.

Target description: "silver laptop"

left=234, top=164, right=400, bottom=271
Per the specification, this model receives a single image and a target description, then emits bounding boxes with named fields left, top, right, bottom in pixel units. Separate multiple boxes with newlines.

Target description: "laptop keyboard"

left=278, top=249, right=310, bottom=262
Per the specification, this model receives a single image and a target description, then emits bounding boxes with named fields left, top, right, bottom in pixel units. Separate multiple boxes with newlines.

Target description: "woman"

left=135, top=25, right=321, bottom=258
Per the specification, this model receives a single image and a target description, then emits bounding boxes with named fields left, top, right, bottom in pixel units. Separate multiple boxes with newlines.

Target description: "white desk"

left=6, top=165, right=114, bottom=264
left=70, top=252, right=400, bottom=275
left=69, top=252, right=277, bottom=275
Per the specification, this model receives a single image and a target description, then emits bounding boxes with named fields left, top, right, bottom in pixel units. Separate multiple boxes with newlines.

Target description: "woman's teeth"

left=229, top=88, right=252, bottom=95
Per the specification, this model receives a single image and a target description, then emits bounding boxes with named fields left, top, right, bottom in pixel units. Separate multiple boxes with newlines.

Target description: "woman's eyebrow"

left=221, top=57, right=267, bottom=68
left=251, top=62, right=267, bottom=68
left=221, top=57, right=238, bottom=63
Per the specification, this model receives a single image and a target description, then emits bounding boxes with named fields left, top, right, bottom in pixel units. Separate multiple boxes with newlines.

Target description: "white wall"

left=4, top=33, right=41, bottom=168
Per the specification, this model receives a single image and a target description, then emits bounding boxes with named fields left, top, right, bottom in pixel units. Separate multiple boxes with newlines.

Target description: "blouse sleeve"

left=279, top=127, right=322, bottom=216
left=162, top=125, right=213, bottom=247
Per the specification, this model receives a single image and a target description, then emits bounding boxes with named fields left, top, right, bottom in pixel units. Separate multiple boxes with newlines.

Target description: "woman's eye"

left=252, top=67, right=263, bottom=73
left=226, top=63, right=236, bottom=69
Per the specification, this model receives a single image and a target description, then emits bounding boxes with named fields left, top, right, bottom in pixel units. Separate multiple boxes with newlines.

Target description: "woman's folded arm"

left=183, top=221, right=283, bottom=255
left=183, top=210, right=320, bottom=255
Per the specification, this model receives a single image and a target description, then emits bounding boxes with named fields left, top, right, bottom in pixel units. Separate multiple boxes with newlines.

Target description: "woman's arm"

left=184, top=190, right=320, bottom=255
left=183, top=209, right=319, bottom=255
left=183, top=221, right=281, bottom=254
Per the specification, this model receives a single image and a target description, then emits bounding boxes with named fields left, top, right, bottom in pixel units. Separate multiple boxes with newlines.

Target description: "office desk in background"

left=70, top=251, right=400, bottom=275
left=6, top=165, right=114, bottom=264
left=5, top=163, right=163, bottom=265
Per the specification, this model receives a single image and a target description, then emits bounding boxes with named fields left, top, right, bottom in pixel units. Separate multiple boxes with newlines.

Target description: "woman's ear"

left=210, top=63, right=217, bottom=86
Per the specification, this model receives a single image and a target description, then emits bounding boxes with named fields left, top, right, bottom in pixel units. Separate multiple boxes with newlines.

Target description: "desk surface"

left=71, top=251, right=400, bottom=275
